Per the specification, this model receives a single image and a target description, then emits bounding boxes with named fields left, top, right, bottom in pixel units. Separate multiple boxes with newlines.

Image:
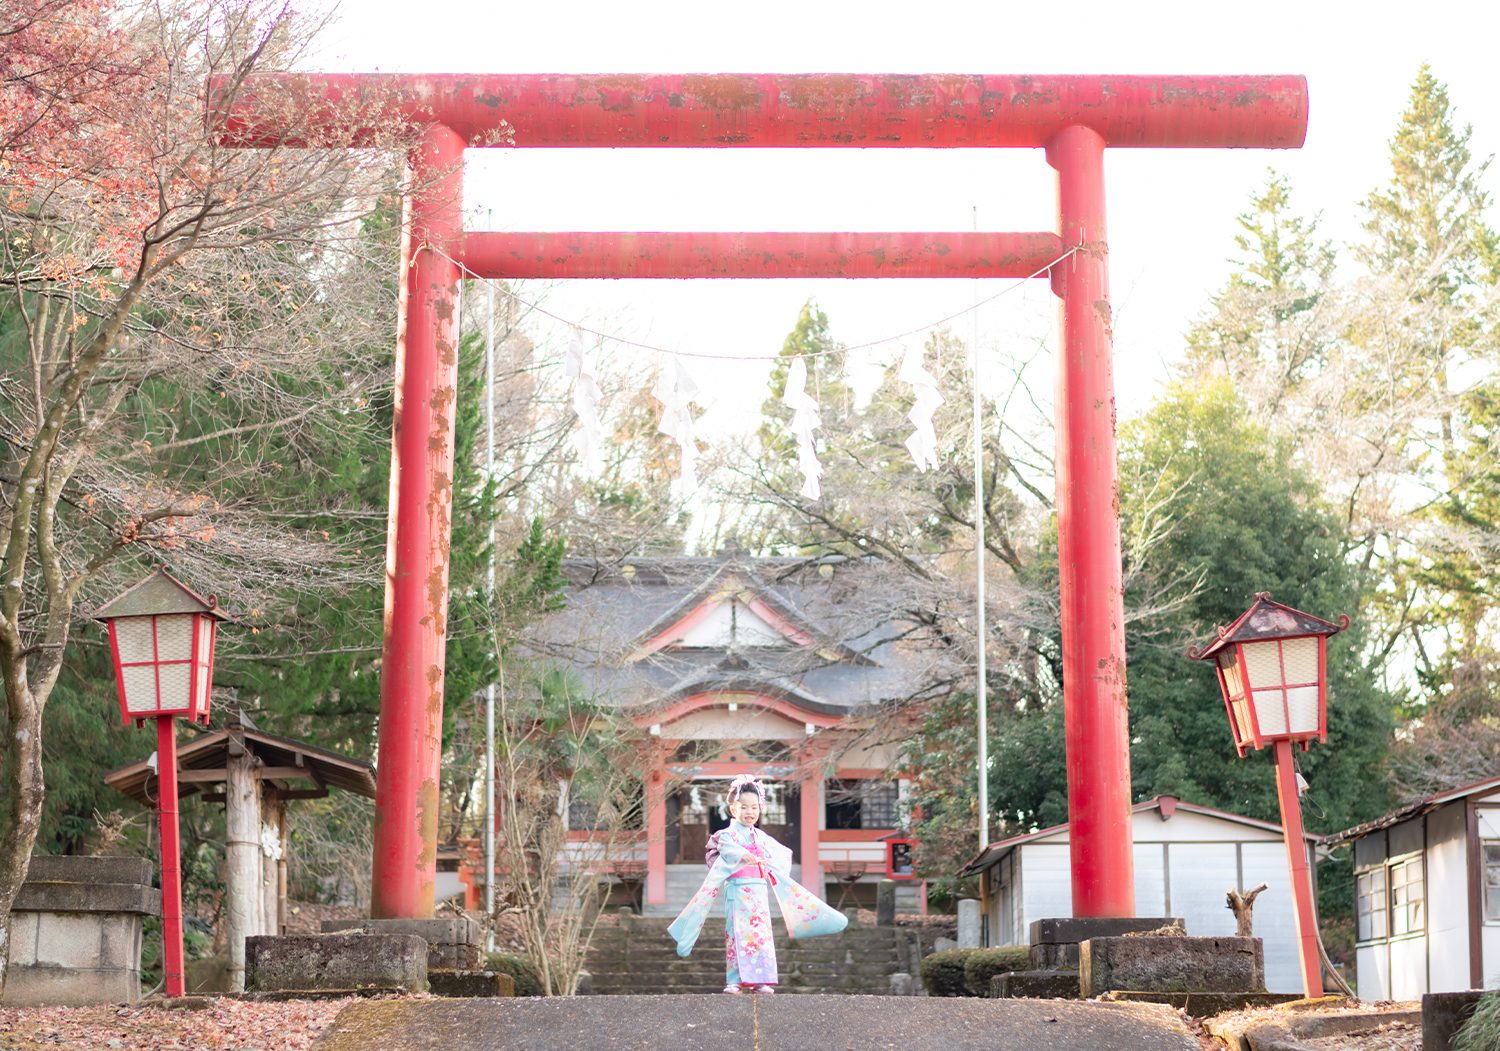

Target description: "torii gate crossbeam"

left=222, top=73, right=1307, bottom=921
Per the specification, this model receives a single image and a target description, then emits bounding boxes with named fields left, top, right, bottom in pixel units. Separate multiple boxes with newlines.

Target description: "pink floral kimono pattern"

left=667, top=820, right=847, bottom=986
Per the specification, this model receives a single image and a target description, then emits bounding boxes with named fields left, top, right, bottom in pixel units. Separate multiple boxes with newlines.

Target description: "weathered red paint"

left=1274, top=738, right=1324, bottom=997
left=219, top=74, right=1308, bottom=150
left=157, top=715, right=186, bottom=996
left=219, top=70, right=1308, bottom=922
left=1048, top=125, right=1134, bottom=918
left=369, top=123, right=464, bottom=919
left=459, top=231, right=1063, bottom=280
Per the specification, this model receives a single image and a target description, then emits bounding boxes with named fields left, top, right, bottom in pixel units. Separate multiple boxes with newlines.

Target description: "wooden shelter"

left=104, top=711, right=375, bottom=990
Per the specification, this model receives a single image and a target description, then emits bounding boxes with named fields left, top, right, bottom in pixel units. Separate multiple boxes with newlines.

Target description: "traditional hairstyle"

left=728, top=774, right=766, bottom=801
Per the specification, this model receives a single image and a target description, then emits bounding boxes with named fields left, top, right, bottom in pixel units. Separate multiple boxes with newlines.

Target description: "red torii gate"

left=224, top=74, right=1307, bottom=920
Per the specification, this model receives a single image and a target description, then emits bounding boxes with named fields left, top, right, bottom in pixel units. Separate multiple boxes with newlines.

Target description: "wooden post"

left=224, top=750, right=260, bottom=992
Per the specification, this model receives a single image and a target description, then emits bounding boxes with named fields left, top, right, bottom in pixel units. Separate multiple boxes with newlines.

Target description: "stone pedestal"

left=2, top=856, right=160, bottom=1007
left=246, top=933, right=427, bottom=992
left=956, top=899, right=981, bottom=949
left=322, top=917, right=481, bottom=970
left=875, top=880, right=897, bottom=927
left=987, top=915, right=1183, bottom=1001
left=1079, top=935, right=1264, bottom=997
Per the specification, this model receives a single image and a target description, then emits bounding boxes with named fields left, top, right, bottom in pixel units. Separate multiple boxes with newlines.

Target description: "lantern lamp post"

left=94, top=568, right=229, bottom=998
left=1189, top=592, right=1347, bottom=999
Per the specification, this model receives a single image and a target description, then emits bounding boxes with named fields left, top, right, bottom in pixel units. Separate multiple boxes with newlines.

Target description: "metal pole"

left=483, top=213, right=497, bottom=949
left=1047, top=125, right=1134, bottom=918
left=156, top=715, right=185, bottom=998
left=1274, top=739, right=1324, bottom=997
left=371, top=123, right=465, bottom=919
left=972, top=205, right=988, bottom=851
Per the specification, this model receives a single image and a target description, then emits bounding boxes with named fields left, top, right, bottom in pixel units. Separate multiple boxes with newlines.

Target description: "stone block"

left=957, top=899, right=981, bottom=949
left=1, top=855, right=156, bottom=1008
left=1424, top=992, right=1486, bottom=1051
left=890, top=972, right=914, bottom=996
left=322, top=917, right=479, bottom=945
left=1030, top=917, right=1184, bottom=945
left=35, top=912, right=102, bottom=970
left=1080, top=935, right=1263, bottom=996
left=99, top=913, right=141, bottom=970
left=322, top=918, right=479, bottom=970
left=13, top=881, right=160, bottom=915
left=246, top=933, right=427, bottom=992
left=876, top=881, right=897, bottom=927
left=1, top=965, right=138, bottom=1007
left=1103, top=990, right=1305, bottom=1014
left=428, top=969, right=516, bottom=997
left=1030, top=943, right=1077, bottom=970
left=8, top=911, right=38, bottom=966
left=24, top=855, right=153, bottom=886
left=990, top=970, right=1081, bottom=999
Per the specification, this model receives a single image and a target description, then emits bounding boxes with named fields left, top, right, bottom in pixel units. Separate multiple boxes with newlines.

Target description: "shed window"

left=1356, top=867, right=1387, bottom=941
left=1486, top=843, right=1500, bottom=920
left=1389, top=856, right=1424, bottom=936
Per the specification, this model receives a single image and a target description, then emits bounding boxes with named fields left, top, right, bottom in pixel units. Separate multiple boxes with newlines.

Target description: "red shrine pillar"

left=799, top=775, right=823, bottom=896
left=1047, top=125, right=1135, bottom=918
left=370, top=123, right=465, bottom=918
left=645, top=758, right=668, bottom=906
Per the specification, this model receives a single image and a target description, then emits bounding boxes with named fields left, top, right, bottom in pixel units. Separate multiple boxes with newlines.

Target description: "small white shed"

left=1323, top=774, right=1500, bottom=1000
left=958, top=795, right=1320, bottom=993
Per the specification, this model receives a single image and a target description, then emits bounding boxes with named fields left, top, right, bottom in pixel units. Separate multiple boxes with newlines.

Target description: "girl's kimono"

left=667, top=819, right=848, bottom=986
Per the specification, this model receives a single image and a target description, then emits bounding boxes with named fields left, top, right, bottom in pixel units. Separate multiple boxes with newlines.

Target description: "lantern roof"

left=1188, top=592, right=1345, bottom=662
left=93, top=568, right=231, bottom=621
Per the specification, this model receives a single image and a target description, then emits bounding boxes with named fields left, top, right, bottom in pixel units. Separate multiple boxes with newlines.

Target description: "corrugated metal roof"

left=956, top=796, right=1319, bottom=876
left=1321, top=774, right=1500, bottom=846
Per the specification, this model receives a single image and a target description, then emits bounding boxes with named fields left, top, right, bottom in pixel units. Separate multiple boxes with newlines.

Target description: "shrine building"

left=534, top=545, right=931, bottom=914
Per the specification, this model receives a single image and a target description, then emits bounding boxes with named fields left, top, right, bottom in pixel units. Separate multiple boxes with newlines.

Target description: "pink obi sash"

left=729, top=840, right=769, bottom=880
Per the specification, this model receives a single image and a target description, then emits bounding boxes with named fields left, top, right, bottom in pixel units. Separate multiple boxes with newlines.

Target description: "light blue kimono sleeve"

left=666, top=826, right=757, bottom=956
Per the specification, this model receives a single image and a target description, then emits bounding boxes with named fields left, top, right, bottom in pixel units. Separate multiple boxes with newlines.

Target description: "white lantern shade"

left=95, top=569, right=227, bottom=727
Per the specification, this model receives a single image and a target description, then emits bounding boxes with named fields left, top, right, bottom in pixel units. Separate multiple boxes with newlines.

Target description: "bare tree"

left=490, top=668, right=646, bottom=996
left=0, top=0, right=412, bottom=991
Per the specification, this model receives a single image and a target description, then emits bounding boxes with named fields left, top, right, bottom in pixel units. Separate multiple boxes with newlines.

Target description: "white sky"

left=318, top=0, right=1500, bottom=439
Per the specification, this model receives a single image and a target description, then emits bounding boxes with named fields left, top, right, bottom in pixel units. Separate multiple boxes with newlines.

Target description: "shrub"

left=485, top=952, right=544, bottom=997
left=919, top=948, right=979, bottom=996
left=1457, top=990, right=1500, bottom=1051
left=964, top=946, right=1031, bottom=996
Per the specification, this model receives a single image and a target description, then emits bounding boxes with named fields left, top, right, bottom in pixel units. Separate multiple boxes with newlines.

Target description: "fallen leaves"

left=0, top=994, right=375, bottom=1050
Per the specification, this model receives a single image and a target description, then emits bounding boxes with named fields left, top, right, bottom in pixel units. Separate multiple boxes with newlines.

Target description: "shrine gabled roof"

left=617, top=557, right=873, bottom=666
left=621, top=651, right=850, bottom=718
left=1188, top=592, right=1346, bottom=662
left=530, top=554, right=933, bottom=717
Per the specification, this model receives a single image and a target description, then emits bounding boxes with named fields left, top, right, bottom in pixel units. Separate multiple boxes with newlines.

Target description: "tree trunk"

left=225, top=752, right=261, bottom=992
left=1226, top=882, right=1268, bottom=937
left=0, top=689, right=46, bottom=998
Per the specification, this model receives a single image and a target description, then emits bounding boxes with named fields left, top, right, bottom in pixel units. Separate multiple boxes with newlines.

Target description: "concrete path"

left=311, top=994, right=1201, bottom=1051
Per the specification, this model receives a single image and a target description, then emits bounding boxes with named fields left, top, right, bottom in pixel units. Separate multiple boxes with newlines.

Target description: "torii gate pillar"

left=222, top=74, right=1307, bottom=920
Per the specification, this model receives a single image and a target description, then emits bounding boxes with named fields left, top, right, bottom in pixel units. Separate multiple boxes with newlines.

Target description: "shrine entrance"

left=667, top=780, right=800, bottom=865
left=222, top=73, right=1309, bottom=921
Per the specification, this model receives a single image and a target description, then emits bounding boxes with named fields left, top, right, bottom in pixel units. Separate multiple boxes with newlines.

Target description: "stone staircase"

left=585, top=916, right=911, bottom=995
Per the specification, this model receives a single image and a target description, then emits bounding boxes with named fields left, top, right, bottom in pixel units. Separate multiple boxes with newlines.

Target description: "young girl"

left=667, top=775, right=847, bottom=993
